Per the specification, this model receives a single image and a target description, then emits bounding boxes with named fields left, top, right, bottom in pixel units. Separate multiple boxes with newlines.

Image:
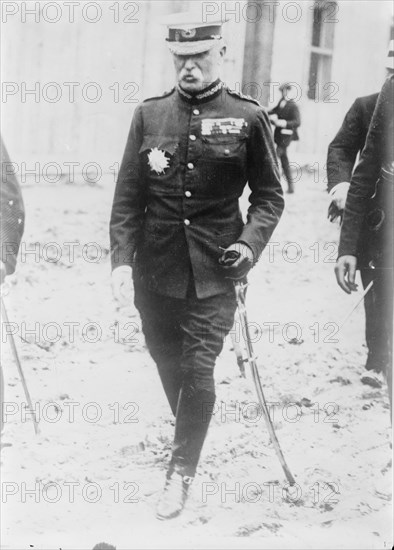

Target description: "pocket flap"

left=139, top=135, right=178, bottom=156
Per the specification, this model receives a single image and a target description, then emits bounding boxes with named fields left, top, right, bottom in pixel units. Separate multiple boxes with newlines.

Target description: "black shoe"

left=156, top=471, right=193, bottom=520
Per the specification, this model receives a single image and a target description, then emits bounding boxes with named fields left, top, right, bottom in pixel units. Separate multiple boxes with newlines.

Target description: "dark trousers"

left=134, top=282, right=237, bottom=476
left=360, top=267, right=392, bottom=374
left=276, top=139, right=294, bottom=190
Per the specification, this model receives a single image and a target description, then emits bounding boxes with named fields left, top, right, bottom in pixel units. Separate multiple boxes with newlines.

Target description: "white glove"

left=329, top=181, right=350, bottom=210
left=112, top=265, right=133, bottom=306
left=275, top=119, right=287, bottom=128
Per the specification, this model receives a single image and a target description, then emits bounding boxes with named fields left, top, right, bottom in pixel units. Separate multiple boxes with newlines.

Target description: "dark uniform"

left=327, top=93, right=383, bottom=373
left=110, top=78, right=284, bottom=480
left=268, top=97, right=300, bottom=192
left=339, top=76, right=394, bottom=401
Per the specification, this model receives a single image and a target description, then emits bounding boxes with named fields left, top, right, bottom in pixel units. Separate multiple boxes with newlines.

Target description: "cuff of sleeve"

left=236, top=240, right=256, bottom=263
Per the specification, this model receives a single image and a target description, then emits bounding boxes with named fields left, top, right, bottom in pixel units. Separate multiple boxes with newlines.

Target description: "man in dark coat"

left=1, top=136, right=25, bottom=436
left=327, top=93, right=379, bottom=385
left=328, top=45, right=394, bottom=386
left=335, top=75, right=393, bottom=409
left=110, top=12, right=284, bottom=519
left=268, top=83, right=301, bottom=193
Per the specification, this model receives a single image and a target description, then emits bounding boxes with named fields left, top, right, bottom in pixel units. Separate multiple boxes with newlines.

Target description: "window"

left=307, top=1, right=337, bottom=101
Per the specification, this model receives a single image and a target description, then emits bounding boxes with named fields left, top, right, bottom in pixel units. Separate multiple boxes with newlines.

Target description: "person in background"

left=328, top=41, right=394, bottom=388
left=335, top=74, right=393, bottom=412
left=268, top=82, right=301, bottom=194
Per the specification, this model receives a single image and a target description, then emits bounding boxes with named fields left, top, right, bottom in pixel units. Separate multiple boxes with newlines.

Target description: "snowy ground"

left=1, top=171, right=392, bottom=549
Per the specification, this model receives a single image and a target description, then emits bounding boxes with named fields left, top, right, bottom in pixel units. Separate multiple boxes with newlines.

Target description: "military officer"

left=110, top=12, right=284, bottom=520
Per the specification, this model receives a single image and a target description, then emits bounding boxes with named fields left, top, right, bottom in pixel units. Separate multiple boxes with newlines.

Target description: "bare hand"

left=112, top=266, right=133, bottom=306
left=335, top=255, right=358, bottom=294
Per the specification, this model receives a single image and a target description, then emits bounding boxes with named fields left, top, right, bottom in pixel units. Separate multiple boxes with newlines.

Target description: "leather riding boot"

left=170, top=386, right=216, bottom=476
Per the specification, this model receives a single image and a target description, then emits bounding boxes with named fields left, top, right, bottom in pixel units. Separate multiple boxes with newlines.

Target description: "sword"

left=230, top=308, right=246, bottom=378
left=1, top=296, right=40, bottom=435
left=234, top=282, right=295, bottom=485
left=337, top=280, right=374, bottom=331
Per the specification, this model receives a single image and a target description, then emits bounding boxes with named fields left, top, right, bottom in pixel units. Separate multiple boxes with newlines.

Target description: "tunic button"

left=185, top=191, right=192, bottom=198
left=224, top=149, right=230, bottom=155
left=17, top=218, right=22, bottom=224
left=187, top=162, right=194, bottom=170
left=184, top=219, right=190, bottom=226
left=193, top=109, right=200, bottom=115
left=9, top=200, right=14, bottom=205
left=190, top=135, right=196, bottom=141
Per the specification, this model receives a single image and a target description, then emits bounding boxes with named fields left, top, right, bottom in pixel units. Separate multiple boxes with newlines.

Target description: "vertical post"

left=242, top=0, right=277, bottom=106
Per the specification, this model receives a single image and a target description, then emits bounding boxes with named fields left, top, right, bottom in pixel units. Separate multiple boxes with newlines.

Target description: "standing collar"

left=177, top=79, right=224, bottom=104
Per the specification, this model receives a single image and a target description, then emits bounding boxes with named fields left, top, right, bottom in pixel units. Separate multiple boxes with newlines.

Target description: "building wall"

left=269, top=0, right=393, bottom=163
left=1, top=0, right=246, bottom=175
left=2, top=0, right=392, bottom=176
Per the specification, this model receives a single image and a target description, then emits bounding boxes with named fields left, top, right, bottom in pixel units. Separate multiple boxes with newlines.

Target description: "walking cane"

left=1, top=296, right=40, bottom=435
left=234, top=282, right=295, bottom=485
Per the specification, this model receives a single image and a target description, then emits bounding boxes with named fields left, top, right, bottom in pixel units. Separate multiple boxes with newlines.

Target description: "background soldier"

left=328, top=42, right=394, bottom=387
left=268, top=83, right=301, bottom=194
left=335, top=75, right=394, bottom=412
left=110, top=13, right=284, bottom=520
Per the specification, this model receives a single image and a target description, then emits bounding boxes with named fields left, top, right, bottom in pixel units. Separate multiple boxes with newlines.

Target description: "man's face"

left=172, top=45, right=226, bottom=93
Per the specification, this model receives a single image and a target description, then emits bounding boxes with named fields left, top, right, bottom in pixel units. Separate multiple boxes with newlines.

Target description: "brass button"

left=190, top=135, right=196, bottom=141
left=187, top=163, right=194, bottom=170
left=224, top=149, right=230, bottom=156
left=193, top=109, right=200, bottom=115
left=184, top=219, right=190, bottom=226
left=185, top=191, right=192, bottom=198
left=9, top=200, right=14, bottom=205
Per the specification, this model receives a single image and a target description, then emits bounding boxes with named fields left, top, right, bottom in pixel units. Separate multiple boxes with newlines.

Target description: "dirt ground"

left=1, top=171, right=392, bottom=549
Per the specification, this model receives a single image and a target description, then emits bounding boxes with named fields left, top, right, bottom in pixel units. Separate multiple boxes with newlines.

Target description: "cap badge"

left=181, top=28, right=196, bottom=38
left=147, top=147, right=170, bottom=175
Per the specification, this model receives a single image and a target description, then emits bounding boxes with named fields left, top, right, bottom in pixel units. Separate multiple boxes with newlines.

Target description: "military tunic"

left=110, top=79, right=284, bottom=299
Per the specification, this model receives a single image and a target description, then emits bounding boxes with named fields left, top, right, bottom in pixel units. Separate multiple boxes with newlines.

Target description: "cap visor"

left=167, top=39, right=219, bottom=55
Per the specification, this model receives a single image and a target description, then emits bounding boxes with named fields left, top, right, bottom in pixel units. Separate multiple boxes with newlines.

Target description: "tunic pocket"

left=201, top=135, right=246, bottom=163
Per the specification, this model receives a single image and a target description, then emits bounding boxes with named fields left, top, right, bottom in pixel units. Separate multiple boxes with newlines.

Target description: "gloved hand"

left=329, top=181, right=350, bottom=210
left=274, top=119, right=287, bottom=128
left=111, top=265, right=133, bottom=306
left=218, top=243, right=254, bottom=280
